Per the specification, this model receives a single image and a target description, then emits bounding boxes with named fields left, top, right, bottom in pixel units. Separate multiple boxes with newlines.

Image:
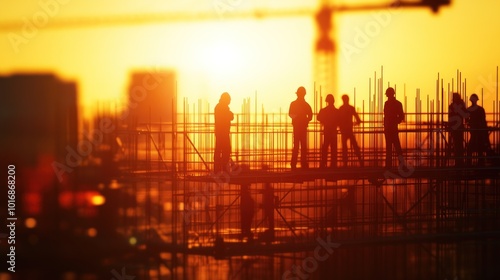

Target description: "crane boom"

left=0, top=0, right=451, bottom=101
left=0, top=9, right=314, bottom=31
left=0, top=1, right=450, bottom=31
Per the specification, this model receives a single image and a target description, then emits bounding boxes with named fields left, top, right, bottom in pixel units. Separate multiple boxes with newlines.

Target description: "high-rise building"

left=127, top=70, right=176, bottom=125
left=0, top=73, right=78, bottom=226
left=0, top=73, right=78, bottom=167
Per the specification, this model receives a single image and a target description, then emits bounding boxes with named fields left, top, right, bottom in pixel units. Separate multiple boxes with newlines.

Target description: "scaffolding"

left=105, top=72, right=500, bottom=279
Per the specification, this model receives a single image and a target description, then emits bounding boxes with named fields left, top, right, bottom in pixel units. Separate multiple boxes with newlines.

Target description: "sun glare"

left=200, top=38, right=248, bottom=80
left=178, top=27, right=261, bottom=106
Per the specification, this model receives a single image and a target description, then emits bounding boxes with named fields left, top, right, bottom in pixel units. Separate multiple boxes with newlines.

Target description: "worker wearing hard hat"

left=317, top=94, right=339, bottom=168
left=289, top=86, right=313, bottom=170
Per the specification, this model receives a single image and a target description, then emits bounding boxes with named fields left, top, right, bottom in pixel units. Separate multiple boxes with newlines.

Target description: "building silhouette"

left=0, top=73, right=78, bottom=167
left=127, top=70, right=176, bottom=125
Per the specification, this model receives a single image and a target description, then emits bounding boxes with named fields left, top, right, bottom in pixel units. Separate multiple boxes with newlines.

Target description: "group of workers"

left=449, top=92, right=492, bottom=166
left=213, top=86, right=491, bottom=173
left=288, top=86, right=404, bottom=170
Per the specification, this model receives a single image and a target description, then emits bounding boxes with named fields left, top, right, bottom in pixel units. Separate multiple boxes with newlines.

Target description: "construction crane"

left=0, top=0, right=450, bottom=97
left=313, top=0, right=450, bottom=96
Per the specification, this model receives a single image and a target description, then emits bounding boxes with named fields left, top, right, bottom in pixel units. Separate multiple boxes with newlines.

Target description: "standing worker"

left=448, top=93, right=467, bottom=167
left=338, top=94, right=363, bottom=167
left=214, top=92, right=234, bottom=173
left=289, top=86, right=313, bottom=170
left=240, top=184, right=255, bottom=240
left=466, top=93, right=491, bottom=166
left=383, top=87, right=405, bottom=169
left=317, top=94, right=339, bottom=168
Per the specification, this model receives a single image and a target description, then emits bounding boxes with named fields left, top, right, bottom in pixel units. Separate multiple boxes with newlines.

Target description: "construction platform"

left=97, top=82, right=500, bottom=278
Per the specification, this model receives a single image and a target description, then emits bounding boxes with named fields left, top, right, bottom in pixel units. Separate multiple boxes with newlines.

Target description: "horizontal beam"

left=0, top=1, right=450, bottom=31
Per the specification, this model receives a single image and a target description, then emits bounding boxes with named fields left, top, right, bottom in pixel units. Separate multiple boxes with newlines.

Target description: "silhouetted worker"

left=289, top=86, right=313, bottom=170
left=338, top=94, right=363, bottom=167
left=466, top=93, right=491, bottom=166
left=383, top=87, right=405, bottom=168
left=240, top=184, right=255, bottom=240
left=317, top=94, right=339, bottom=168
left=262, top=182, right=275, bottom=242
left=214, top=92, right=234, bottom=173
left=448, top=93, right=467, bottom=166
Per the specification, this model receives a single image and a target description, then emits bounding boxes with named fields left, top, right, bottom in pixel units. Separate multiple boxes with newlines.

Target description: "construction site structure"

left=96, top=70, right=500, bottom=279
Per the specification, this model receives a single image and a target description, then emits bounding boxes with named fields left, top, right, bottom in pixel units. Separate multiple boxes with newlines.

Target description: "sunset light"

left=199, top=35, right=248, bottom=77
left=2, top=1, right=500, bottom=279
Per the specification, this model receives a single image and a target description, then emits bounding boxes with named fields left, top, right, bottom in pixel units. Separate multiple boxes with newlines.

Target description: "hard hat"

left=296, top=86, right=306, bottom=96
left=385, top=87, right=395, bottom=96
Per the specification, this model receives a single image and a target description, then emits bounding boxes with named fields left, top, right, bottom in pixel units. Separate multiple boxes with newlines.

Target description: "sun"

left=176, top=20, right=313, bottom=109
left=199, top=37, right=249, bottom=80
left=180, top=28, right=256, bottom=105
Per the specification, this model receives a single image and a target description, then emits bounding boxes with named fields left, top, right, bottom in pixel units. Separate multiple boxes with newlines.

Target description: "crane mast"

left=313, top=0, right=450, bottom=98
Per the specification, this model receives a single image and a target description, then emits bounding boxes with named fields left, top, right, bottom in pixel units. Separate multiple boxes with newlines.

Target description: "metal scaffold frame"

left=107, top=71, right=500, bottom=279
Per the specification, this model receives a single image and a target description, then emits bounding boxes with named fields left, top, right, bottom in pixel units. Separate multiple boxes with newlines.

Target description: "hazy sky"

left=1, top=0, right=500, bottom=118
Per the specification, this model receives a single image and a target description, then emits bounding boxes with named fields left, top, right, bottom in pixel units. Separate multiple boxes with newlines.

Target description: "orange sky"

left=1, top=0, right=500, bottom=119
